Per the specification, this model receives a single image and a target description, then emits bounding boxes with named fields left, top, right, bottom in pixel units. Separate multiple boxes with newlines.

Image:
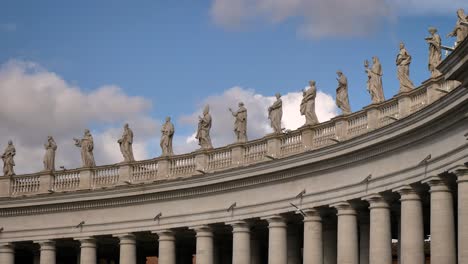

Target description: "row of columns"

left=0, top=169, right=467, bottom=263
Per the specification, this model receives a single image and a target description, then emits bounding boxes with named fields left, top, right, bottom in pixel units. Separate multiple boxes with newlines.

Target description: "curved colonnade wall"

left=0, top=38, right=468, bottom=264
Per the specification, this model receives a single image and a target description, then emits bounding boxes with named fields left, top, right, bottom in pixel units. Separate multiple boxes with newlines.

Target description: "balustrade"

left=280, top=131, right=303, bottom=156
left=92, top=166, right=119, bottom=187
left=313, top=123, right=337, bottom=148
left=347, top=113, right=368, bottom=137
left=243, top=140, right=267, bottom=163
left=11, top=174, right=40, bottom=195
left=378, top=100, right=399, bottom=127
left=169, top=156, right=196, bottom=177
left=131, top=160, right=158, bottom=182
left=207, top=149, right=232, bottom=171
left=53, top=170, right=80, bottom=191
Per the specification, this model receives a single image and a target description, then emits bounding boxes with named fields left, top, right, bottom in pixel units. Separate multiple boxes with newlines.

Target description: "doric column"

left=0, top=243, right=14, bottom=264
left=157, top=230, right=176, bottom=264
left=456, top=169, right=468, bottom=263
left=193, top=225, right=214, bottom=264
left=115, top=234, right=136, bottom=264
left=302, top=209, right=323, bottom=264
left=77, top=237, right=97, bottom=264
left=422, top=176, right=456, bottom=264
left=263, top=215, right=287, bottom=264
left=394, top=185, right=424, bottom=264
left=363, top=194, right=392, bottom=264
left=230, top=221, right=250, bottom=264
left=332, top=201, right=358, bottom=264
left=36, top=240, right=56, bottom=264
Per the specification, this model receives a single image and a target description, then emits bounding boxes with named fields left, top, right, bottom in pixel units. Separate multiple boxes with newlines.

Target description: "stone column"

left=0, top=243, right=14, bottom=264
left=456, top=169, right=468, bottom=263
left=116, top=234, right=136, bottom=264
left=230, top=221, right=250, bottom=264
left=193, top=225, right=214, bottom=264
left=332, top=201, right=358, bottom=264
left=157, top=230, right=176, bottom=264
left=394, top=185, right=424, bottom=264
left=422, top=176, right=456, bottom=264
left=263, top=215, right=287, bottom=264
left=77, top=237, right=97, bottom=264
left=363, top=194, right=392, bottom=264
left=302, top=209, right=323, bottom=264
left=36, top=240, right=56, bottom=264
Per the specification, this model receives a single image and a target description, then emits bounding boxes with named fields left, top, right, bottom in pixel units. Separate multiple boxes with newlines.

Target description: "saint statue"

left=2, top=140, right=16, bottom=176
left=43, top=136, right=57, bottom=171
left=118, top=123, right=135, bottom=162
left=426, top=27, right=442, bottom=78
left=268, top=93, right=283, bottom=134
left=448, top=8, right=468, bottom=46
left=396, top=42, right=415, bottom=93
left=160, top=117, right=175, bottom=156
left=74, top=129, right=96, bottom=168
left=229, top=102, right=248, bottom=143
left=196, top=105, right=213, bottom=149
left=300, top=81, right=319, bottom=126
left=365, top=56, right=385, bottom=104
left=336, top=71, right=351, bottom=115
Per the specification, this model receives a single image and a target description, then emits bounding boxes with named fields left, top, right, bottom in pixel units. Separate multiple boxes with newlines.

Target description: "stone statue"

left=426, top=27, right=442, bottom=78
left=365, top=56, right=385, bottom=104
left=229, top=102, right=248, bottom=143
left=43, top=136, right=57, bottom=171
left=118, top=123, right=135, bottom=162
left=336, top=71, right=351, bottom=115
left=268, top=93, right=283, bottom=134
left=160, top=117, right=175, bottom=156
left=2, top=140, right=15, bottom=176
left=300, top=81, right=319, bottom=126
left=196, top=105, right=213, bottom=149
left=448, top=8, right=468, bottom=46
left=396, top=42, right=415, bottom=93
left=74, top=129, right=96, bottom=168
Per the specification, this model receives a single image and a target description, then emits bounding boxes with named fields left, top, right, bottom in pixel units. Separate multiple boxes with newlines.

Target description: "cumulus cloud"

left=0, top=60, right=159, bottom=173
left=210, top=0, right=465, bottom=38
left=176, top=86, right=338, bottom=153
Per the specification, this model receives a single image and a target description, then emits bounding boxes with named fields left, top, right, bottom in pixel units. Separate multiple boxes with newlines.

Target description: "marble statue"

left=196, top=105, right=213, bottom=149
left=118, top=123, right=135, bottom=162
left=336, top=71, right=351, bottom=115
left=426, top=27, right=442, bottom=78
left=74, top=129, right=96, bottom=168
left=448, top=8, right=468, bottom=46
left=2, top=140, right=16, bottom=176
left=268, top=93, right=283, bottom=134
left=229, top=102, right=248, bottom=143
left=300, top=81, right=319, bottom=126
left=43, top=136, right=57, bottom=171
left=396, top=42, right=415, bottom=93
left=365, top=56, right=385, bottom=104
left=160, top=117, right=175, bottom=156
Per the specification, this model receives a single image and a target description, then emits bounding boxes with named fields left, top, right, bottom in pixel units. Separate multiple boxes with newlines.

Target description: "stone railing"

left=0, top=78, right=461, bottom=198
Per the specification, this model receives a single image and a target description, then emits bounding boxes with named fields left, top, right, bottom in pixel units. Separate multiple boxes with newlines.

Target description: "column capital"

left=74, top=237, right=97, bottom=248
left=113, top=233, right=136, bottom=245
left=455, top=169, right=468, bottom=182
left=154, top=229, right=176, bottom=242
left=422, top=176, right=451, bottom=192
left=331, top=201, right=357, bottom=216
left=261, top=215, right=287, bottom=228
left=34, top=240, right=56, bottom=251
left=300, top=208, right=322, bottom=222
left=0, top=242, right=14, bottom=253
left=393, top=185, right=421, bottom=201
left=190, top=225, right=213, bottom=238
left=227, top=220, right=250, bottom=233
left=362, top=193, right=390, bottom=209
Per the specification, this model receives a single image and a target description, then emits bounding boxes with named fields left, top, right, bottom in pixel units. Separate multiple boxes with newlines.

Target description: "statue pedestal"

left=364, top=104, right=380, bottom=131
left=38, top=172, right=54, bottom=193
left=79, top=168, right=93, bottom=190
left=230, top=143, right=245, bottom=167
left=299, top=125, right=315, bottom=151
left=118, top=163, right=132, bottom=185
left=157, top=158, right=170, bottom=179
left=332, top=115, right=348, bottom=141
left=265, top=134, right=281, bottom=159
left=424, top=75, right=445, bottom=104
left=0, top=176, right=11, bottom=197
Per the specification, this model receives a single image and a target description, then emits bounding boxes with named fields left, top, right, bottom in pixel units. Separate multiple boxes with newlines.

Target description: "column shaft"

left=117, top=234, right=136, bottom=264
left=229, top=221, right=250, bottom=264
left=395, top=186, right=424, bottom=264
left=157, top=230, right=176, bottom=264
left=0, top=243, right=14, bottom=264
left=264, top=215, right=287, bottom=264
left=333, top=202, right=358, bottom=264
left=78, top=238, right=97, bottom=264
left=36, top=240, right=56, bottom=264
left=457, top=170, right=468, bottom=263
left=302, top=209, right=323, bottom=264
left=194, top=225, right=214, bottom=264
left=364, top=194, right=392, bottom=264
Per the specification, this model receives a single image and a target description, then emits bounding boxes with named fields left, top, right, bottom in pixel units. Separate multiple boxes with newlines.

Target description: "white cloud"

left=0, top=60, right=159, bottom=173
left=210, top=0, right=465, bottom=38
left=177, top=86, right=338, bottom=153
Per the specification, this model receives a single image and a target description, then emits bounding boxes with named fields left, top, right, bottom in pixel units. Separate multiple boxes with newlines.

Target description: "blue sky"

left=0, top=0, right=466, bottom=172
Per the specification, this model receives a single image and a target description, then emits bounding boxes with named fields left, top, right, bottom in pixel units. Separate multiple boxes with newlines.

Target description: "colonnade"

left=0, top=170, right=467, bottom=264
